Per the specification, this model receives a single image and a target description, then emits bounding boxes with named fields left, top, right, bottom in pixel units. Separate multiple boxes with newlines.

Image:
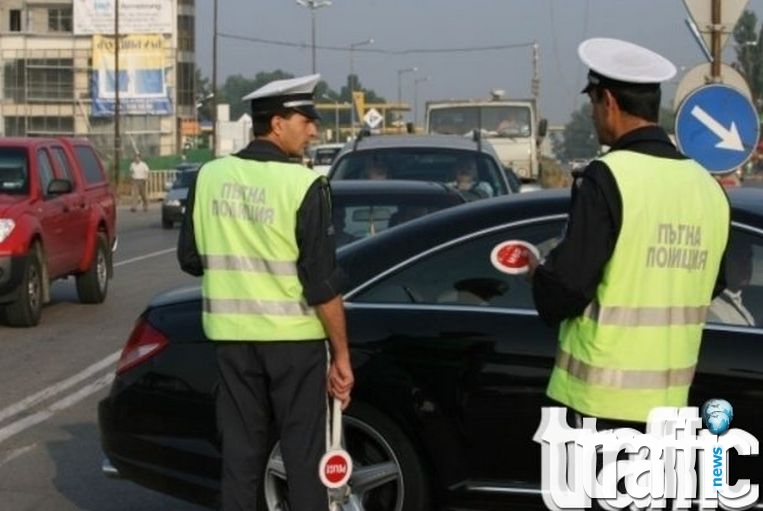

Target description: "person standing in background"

left=129, top=152, right=149, bottom=212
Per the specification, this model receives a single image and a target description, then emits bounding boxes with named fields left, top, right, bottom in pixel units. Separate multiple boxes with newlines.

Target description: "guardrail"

left=116, top=169, right=180, bottom=201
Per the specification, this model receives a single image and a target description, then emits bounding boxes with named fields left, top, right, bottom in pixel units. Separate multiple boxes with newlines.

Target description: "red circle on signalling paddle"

left=319, top=449, right=353, bottom=488
left=490, top=240, right=539, bottom=275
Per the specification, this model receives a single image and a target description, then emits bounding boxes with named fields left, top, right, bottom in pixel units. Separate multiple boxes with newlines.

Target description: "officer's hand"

left=328, top=356, right=354, bottom=410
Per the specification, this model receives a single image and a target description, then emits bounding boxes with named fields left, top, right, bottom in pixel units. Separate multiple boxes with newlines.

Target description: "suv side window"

left=354, top=220, right=565, bottom=310
left=37, top=149, right=55, bottom=196
left=74, top=145, right=106, bottom=185
left=51, top=146, right=74, bottom=183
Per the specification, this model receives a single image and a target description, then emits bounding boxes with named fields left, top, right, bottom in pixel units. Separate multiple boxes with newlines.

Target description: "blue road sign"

left=675, top=84, right=759, bottom=174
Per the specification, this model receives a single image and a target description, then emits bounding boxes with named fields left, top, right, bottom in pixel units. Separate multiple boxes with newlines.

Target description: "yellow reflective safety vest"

left=547, top=150, right=729, bottom=422
left=192, top=155, right=326, bottom=341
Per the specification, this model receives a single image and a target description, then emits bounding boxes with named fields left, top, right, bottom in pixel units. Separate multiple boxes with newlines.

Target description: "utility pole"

left=113, top=0, right=120, bottom=185
left=711, top=0, right=721, bottom=80
left=349, top=38, right=373, bottom=137
left=296, top=0, right=332, bottom=74
left=211, top=0, right=218, bottom=156
left=531, top=41, right=540, bottom=109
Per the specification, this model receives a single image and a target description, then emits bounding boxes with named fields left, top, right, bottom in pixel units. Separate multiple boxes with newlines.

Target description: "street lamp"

left=397, top=66, right=418, bottom=128
left=349, top=38, right=373, bottom=137
left=413, top=76, right=430, bottom=129
left=296, top=0, right=332, bottom=74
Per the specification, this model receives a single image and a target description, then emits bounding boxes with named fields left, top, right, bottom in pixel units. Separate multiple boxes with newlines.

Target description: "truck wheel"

left=161, top=217, right=173, bottom=229
left=3, top=244, right=43, bottom=327
left=76, top=233, right=109, bottom=304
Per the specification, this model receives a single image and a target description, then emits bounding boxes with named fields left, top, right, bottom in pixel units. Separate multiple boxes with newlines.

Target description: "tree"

left=733, top=10, right=763, bottom=111
left=556, top=104, right=600, bottom=161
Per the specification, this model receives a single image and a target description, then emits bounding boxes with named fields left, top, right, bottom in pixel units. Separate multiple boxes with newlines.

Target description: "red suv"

left=0, top=137, right=117, bottom=327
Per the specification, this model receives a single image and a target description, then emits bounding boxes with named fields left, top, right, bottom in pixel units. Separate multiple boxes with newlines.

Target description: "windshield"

left=330, top=148, right=508, bottom=196
left=0, top=149, right=29, bottom=195
left=428, top=105, right=532, bottom=137
left=173, top=170, right=198, bottom=189
left=313, top=147, right=342, bottom=166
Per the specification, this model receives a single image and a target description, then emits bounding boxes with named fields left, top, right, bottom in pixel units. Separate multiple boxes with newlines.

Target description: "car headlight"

left=0, top=219, right=15, bottom=243
left=164, top=199, right=181, bottom=207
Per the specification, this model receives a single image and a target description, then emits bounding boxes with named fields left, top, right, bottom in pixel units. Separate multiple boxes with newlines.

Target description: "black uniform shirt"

left=177, top=139, right=345, bottom=306
left=532, top=125, right=728, bottom=326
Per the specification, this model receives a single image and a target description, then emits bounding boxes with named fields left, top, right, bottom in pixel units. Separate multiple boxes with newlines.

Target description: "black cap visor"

left=581, top=70, right=660, bottom=94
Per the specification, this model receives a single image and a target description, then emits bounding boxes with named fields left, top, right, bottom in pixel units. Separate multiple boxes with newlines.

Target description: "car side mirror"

left=538, top=118, right=548, bottom=138
left=47, top=178, right=73, bottom=195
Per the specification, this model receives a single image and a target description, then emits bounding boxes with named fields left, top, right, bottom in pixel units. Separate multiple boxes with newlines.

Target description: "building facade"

left=0, top=0, right=196, bottom=167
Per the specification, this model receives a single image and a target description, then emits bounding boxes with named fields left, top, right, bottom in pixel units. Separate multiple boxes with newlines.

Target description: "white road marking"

left=0, top=246, right=176, bottom=448
left=114, top=247, right=176, bottom=267
left=0, top=444, right=36, bottom=467
left=0, top=352, right=120, bottom=425
left=0, top=373, right=115, bottom=445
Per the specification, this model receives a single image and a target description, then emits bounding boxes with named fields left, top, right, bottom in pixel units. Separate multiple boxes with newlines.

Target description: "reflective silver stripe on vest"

left=583, top=301, right=708, bottom=326
left=203, top=298, right=313, bottom=316
left=555, top=350, right=696, bottom=389
left=202, top=255, right=297, bottom=275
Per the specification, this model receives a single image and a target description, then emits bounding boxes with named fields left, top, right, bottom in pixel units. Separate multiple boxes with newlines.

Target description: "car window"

left=51, top=146, right=74, bottom=183
left=354, top=219, right=565, bottom=309
left=37, top=149, right=55, bottom=196
left=333, top=193, right=464, bottom=246
left=0, top=148, right=29, bottom=195
left=331, top=148, right=508, bottom=196
left=173, top=170, right=198, bottom=189
left=74, top=145, right=106, bottom=185
left=706, top=227, right=763, bottom=328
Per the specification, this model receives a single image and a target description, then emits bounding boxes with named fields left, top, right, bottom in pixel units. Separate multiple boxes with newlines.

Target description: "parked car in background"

left=161, top=162, right=201, bottom=229
left=327, top=133, right=514, bottom=200
left=330, top=180, right=467, bottom=246
left=0, top=137, right=116, bottom=326
left=308, top=142, right=345, bottom=175
left=99, top=187, right=763, bottom=510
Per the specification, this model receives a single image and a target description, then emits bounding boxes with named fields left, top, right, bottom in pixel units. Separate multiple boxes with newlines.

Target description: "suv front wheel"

left=3, top=244, right=43, bottom=327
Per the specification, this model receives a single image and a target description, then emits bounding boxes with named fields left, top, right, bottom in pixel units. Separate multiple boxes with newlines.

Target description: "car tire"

left=161, top=217, right=173, bottom=229
left=3, top=243, right=44, bottom=327
left=76, top=233, right=109, bottom=304
left=262, top=402, right=430, bottom=511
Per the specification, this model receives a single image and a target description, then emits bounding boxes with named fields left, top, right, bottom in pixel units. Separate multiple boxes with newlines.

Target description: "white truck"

left=425, top=91, right=547, bottom=181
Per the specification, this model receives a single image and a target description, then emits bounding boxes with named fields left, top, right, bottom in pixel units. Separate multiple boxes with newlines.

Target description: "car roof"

left=335, top=133, right=500, bottom=159
left=330, top=179, right=463, bottom=197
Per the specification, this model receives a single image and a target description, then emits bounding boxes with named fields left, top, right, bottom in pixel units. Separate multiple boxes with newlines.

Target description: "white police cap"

left=578, top=38, right=676, bottom=93
left=242, top=73, right=321, bottom=120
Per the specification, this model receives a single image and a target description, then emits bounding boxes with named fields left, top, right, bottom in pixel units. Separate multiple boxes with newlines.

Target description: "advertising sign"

left=91, top=34, right=173, bottom=117
left=74, top=0, right=174, bottom=35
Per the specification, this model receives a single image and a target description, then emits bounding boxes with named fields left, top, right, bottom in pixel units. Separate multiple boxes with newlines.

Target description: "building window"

left=48, top=8, right=72, bottom=33
left=27, top=59, right=75, bottom=101
left=177, top=62, right=194, bottom=108
left=4, top=117, right=26, bottom=137
left=178, top=15, right=195, bottom=52
left=27, top=116, right=75, bottom=136
left=10, top=9, right=22, bottom=31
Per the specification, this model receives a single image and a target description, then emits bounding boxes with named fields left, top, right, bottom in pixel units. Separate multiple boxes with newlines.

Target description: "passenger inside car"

left=364, top=160, right=390, bottom=180
left=708, top=234, right=758, bottom=326
left=448, top=158, right=494, bottom=199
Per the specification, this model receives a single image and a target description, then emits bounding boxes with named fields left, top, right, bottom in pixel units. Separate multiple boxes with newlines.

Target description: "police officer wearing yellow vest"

left=527, top=38, right=730, bottom=432
left=177, top=74, right=353, bottom=511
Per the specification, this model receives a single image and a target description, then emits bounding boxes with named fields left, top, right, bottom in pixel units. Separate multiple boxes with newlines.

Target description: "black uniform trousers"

left=216, top=340, right=328, bottom=511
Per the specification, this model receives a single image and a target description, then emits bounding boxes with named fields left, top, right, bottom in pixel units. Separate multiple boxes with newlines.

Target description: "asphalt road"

left=0, top=203, right=206, bottom=511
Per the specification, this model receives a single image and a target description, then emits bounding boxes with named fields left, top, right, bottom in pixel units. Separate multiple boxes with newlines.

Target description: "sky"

left=195, top=0, right=763, bottom=126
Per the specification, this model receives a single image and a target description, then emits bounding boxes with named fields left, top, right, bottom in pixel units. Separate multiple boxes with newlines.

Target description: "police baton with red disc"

left=320, top=397, right=353, bottom=509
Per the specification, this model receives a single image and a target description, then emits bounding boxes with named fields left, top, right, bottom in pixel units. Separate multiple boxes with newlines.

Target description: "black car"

left=99, top=188, right=763, bottom=510
left=328, top=133, right=517, bottom=200
left=330, top=180, right=467, bottom=247
left=161, top=163, right=201, bottom=229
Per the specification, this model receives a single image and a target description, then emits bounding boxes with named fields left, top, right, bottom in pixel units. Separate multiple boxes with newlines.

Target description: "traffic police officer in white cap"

left=178, top=74, right=353, bottom=511
left=528, top=38, right=729, bottom=439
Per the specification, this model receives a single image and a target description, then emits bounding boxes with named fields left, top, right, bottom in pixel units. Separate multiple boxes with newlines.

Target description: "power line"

left=217, top=32, right=533, bottom=54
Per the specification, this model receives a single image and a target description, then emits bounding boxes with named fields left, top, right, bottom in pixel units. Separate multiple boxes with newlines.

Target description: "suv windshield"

left=173, top=169, right=198, bottom=189
left=330, top=148, right=508, bottom=196
left=0, top=149, right=29, bottom=195
left=428, top=105, right=531, bottom=137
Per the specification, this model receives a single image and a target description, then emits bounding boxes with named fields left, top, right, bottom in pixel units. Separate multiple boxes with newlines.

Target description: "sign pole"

left=711, top=0, right=722, bottom=80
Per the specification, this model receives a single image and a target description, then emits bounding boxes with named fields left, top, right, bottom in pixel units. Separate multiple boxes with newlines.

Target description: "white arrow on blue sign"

left=675, top=84, right=759, bottom=174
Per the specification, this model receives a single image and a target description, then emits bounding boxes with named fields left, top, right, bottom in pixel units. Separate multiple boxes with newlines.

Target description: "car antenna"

left=353, top=127, right=371, bottom=151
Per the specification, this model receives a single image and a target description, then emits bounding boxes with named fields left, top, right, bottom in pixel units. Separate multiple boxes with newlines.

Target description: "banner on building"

left=74, top=0, right=173, bottom=35
left=91, top=34, right=173, bottom=117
